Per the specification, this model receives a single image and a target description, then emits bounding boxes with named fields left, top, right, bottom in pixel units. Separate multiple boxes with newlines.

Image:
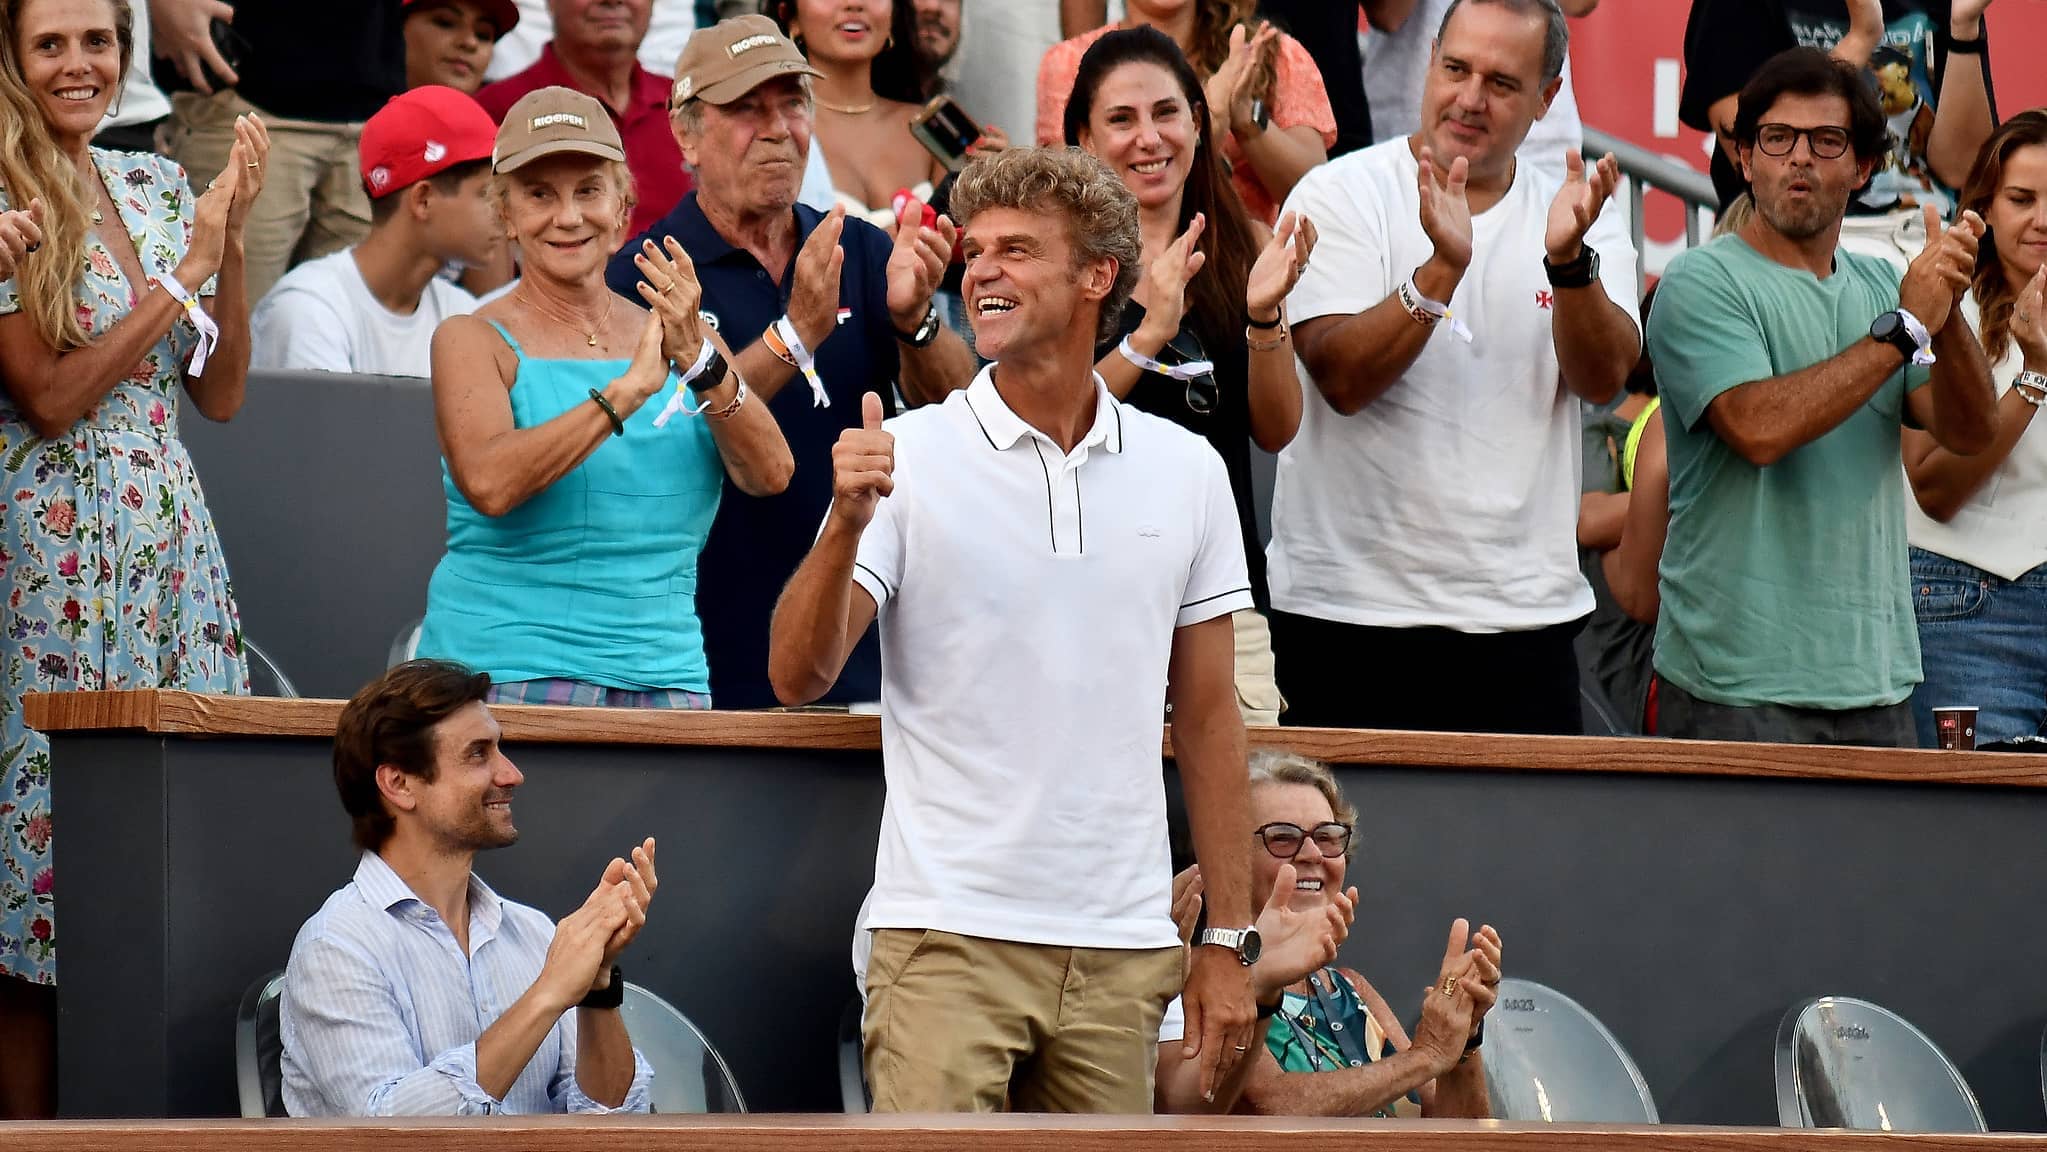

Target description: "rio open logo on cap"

left=424, top=140, right=447, bottom=163
left=369, top=165, right=392, bottom=191
left=530, top=112, right=589, bottom=131
left=727, top=33, right=777, bottom=57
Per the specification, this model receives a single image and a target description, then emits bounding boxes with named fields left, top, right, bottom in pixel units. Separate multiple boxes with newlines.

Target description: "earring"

left=886, top=32, right=894, bottom=49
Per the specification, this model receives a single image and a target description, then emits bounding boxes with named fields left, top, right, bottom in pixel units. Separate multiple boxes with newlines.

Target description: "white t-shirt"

left=1361, top=0, right=1583, bottom=184
left=949, top=0, right=1064, bottom=145
left=1904, top=295, right=2047, bottom=581
left=1270, top=138, right=1638, bottom=631
left=102, top=2, right=170, bottom=131
left=251, top=249, right=480, bottom=378
left=850, top=369, right=1252, bottom=950
left=485, top=0, right=697, bottom=81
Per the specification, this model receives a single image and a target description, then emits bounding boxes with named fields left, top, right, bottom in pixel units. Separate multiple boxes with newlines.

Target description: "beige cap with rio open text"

left=492, top=87, right=626, bottom=173
left=672, top=15, right=821, bottom=108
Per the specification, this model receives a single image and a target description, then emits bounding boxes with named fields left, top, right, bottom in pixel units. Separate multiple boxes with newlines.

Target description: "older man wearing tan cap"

left=604, top=15, right=974, bottom=714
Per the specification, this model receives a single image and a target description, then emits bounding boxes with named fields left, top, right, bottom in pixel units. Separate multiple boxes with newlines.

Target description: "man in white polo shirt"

left=1269, top=0, right=1640, bottom=735
left=769, top=147, right=1259, bottom=1113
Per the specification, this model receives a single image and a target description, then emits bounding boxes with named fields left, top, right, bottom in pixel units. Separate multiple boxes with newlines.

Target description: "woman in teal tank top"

left=418, top=88, right=793, bottom=708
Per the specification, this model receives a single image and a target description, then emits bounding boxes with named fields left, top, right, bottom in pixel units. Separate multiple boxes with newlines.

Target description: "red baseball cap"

left=359, top=86, right=500, bottom=199
left=403, top=0, right=521, bottom=37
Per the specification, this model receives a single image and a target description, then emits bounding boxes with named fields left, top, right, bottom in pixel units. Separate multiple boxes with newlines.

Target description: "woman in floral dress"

left=0, top=0, right=268, bottom=1116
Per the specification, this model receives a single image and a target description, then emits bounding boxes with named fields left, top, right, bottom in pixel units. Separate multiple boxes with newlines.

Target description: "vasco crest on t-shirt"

left=1786, top=4, right=1956, bottom=216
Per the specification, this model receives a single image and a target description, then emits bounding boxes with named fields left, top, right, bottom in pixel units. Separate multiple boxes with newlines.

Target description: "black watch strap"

left=1255, top=995, right=1281, bottom=1021
left=1464, top=1020, right=1485, bottom=1053
left=685, top=347, right=730, bottom=394
left=895, top=303, right=940, bottom=348
left=1543, top=246, right=1599, bottom=289
left=577, top=966, right=625, bottom=1010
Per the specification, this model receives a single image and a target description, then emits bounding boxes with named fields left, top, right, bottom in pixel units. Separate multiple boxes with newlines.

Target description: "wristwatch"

left=685, top=345, right=730, bottom=394
left=577, top=966, right=625, bottom=1010
left=1870, top=310, right=1921, bottom=361
left=1195, top=925, right=1263, bottom=966
left=1542, top=245, right=1600, bottom=289
left=895, top=302, right=941, bottom=348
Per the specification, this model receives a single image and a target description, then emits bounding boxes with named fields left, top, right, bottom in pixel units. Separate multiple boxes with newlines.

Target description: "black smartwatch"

left=1870, top=310, right=1920, bottom=362
left=1542, top=245, right=1600, bottom=289
left=577, top=966, right=625, bottom=1010
left=895, top=302, right=941, bottom=348
left=685, top=346, right=730, bottom=394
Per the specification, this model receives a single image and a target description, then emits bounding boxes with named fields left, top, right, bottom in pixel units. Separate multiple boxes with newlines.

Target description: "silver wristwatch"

left=1195, top=925, right=1263, bottom=966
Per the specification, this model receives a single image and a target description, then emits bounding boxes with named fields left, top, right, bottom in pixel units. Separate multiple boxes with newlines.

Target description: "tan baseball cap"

left=492, top=87, right=626, bottom=173
left=672, top=15, right=821, bottom=107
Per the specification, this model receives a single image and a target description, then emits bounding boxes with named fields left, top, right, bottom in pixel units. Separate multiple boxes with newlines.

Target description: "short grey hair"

left=670, top=75, right=815, bottom=138
left=1248, top=750, right=1358, bottom=856
left=1438, top=0, right=1569, bottom=85
left=948, top=147, right=1141, bottom=347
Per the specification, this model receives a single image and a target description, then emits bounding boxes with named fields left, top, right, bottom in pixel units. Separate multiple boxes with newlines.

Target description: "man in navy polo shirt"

left=606, top=15, right=974, bottom=709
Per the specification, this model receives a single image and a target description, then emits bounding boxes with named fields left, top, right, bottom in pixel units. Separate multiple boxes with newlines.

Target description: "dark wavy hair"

left=1064, top=27, right=1261, bottom=350
left=1958, top=110, right=2047, bottom=367
left=332, top=660, right=492, bottom=852
left=768, top=0, right=924, bottom=106
left=1733, top=47, right=1889, bottom=164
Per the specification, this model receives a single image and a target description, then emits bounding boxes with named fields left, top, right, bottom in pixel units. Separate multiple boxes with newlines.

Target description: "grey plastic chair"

left=243, top=640, right=300, bottom=699
left=838, top=996, right=870, bottom=1113
left=1775, top=997, right=1985, bottom=1132
left=387, top=618, right=423, bottom=669
left=620, top=981, right=747, bottom=1113
left=2039, top=1022, right=2046, bottom=1113
left=1480, top=977, right=1659, bottom=1122
left=234, top=969, right=287, bottom=1118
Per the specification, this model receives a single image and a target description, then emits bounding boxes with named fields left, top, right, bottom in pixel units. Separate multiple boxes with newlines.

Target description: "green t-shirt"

left=1646, top=234, right=1929, bottom=710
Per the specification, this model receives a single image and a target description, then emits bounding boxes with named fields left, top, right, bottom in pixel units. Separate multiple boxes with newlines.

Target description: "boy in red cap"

left=252, top=86, right=502, bottom=379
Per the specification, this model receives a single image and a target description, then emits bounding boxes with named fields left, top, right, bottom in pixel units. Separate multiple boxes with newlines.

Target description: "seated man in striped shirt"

left=280, top=660, right=658, bottom=1116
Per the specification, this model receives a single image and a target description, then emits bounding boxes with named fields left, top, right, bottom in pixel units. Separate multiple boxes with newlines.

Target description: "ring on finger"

left=1440, top=976, right=1459, bottom=998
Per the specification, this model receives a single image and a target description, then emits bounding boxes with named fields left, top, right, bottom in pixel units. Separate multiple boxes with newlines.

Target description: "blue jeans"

left=1907, top=546, right=2047, bottom=746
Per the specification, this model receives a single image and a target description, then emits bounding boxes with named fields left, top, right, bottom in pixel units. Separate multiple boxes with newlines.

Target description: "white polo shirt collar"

left=963, top=365, right=1125, bottom=458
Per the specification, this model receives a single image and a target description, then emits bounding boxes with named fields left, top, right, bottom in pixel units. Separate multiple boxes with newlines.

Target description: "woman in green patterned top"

left=1165, top=751, right=1503, bottom=1116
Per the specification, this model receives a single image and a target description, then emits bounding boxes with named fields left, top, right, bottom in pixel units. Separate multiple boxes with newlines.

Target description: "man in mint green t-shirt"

left=1645, top=48, right=1998, bottom=747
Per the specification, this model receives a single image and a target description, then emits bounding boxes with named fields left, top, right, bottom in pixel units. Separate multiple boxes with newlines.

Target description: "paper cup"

left=1931, top=706, right=1977, bottom=751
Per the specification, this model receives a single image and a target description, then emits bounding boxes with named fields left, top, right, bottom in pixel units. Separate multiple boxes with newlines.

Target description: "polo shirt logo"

left=728, top=34, right=778, bottom=57
left=530, top=112, right=588, bottom=131
left=1535, top=289, right=1554, bottom=310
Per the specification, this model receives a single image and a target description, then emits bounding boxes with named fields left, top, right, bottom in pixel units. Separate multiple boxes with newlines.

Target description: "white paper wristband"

left=1117, top=335, right=1215, bottom=381
left=155, top=271, right=219, bottom=376
left=774, top=316, right=829, bottom=408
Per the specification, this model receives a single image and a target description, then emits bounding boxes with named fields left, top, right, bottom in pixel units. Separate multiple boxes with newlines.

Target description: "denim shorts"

left=1907, top=547, right=2047, bottom=746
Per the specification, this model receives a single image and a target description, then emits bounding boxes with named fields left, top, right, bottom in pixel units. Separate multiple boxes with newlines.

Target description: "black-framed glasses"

left=1754, top=123, right=1851, bottom=159
left=1254, top=821, right=1353, bottom=860
left=1163, top=330, right=1218, bottom=415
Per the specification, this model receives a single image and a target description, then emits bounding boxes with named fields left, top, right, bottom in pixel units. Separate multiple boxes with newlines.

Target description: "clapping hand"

left=1545, top=149, right=1621, bottom=264
left=1417, top=146, right=1474, bottom=273
left=1135, top=212, right=1206, bottom=348
left=1409, top=918, right=1499, bottom=1075
left=789, top=204, right=848, bottom=350
left=1247, top=211, right=1317, bottom=322
left=1251, top=862, right=1357, bottom=998
left=633, top=236, right=708, bottom=369
left=885, top=196, right=958, bottom=332
left=0, top=199, right=44, bottom=281
left=1900, top=205, right=1983, bottom=336
left=596, top=838, right=658, bottom=969
left=2012, top=265, right=2047, bottom=368
left=538, top=846, right=655, bottom=1011
left=1204, top=21, right=1278, bottom=139
left=830, top=392, right=895, bottom=531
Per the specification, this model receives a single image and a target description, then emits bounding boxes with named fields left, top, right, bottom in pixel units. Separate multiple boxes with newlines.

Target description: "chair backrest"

left=243, top=640, right=301, bottom=699
left=234, top=969, right=288, bottom=1118
left=1776, top=997, right=1986, bottom=1132
left=1480, top=977, right=1659, bottom=1123
left=838, top=996, right=870, bottom=1113
left=2039, top=1022, right=2046, bottom=1113
left=619, top=982, right=747, bottom=1113
left=387, top=618, right=423, bottom=669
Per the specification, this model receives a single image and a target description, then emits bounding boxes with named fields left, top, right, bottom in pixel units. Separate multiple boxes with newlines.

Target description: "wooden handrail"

left=23, top=690, right=2047, bottom=789
left=11, top=1116, right=2047, bottom=1151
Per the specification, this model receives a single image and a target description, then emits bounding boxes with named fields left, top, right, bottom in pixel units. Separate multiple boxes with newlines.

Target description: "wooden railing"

left=26, top=690, right=2047, bottom=789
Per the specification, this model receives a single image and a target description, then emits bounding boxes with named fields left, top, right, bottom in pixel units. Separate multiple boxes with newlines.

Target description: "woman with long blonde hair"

left=1037, top=0, right=1335, bottom=223
left=0, top=0, right=265, bottom=1115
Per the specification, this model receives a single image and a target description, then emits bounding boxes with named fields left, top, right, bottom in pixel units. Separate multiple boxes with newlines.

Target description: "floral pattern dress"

left=0, top=148, right=249, bottom=984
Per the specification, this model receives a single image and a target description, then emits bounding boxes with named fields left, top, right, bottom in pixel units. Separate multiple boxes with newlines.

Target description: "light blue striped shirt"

left=280, top=851, right=653, bottom=1116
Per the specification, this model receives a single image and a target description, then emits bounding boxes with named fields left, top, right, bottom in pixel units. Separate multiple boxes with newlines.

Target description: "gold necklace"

left=523, top=286, right=613, bottom=347
left=816, top=95, right=876, bottom=115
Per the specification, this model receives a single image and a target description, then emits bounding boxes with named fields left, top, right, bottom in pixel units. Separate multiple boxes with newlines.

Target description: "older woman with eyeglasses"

left=1065, top=27, right=1313, bottom=725
left=1161, top=751, right=1503, bottom=1117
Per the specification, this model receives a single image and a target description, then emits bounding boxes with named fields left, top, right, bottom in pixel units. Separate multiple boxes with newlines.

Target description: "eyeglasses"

left=1753, top=123, right=1852, bottom=160
left=1254, top=821, right=1353, bottom=860
left=1163, top=330, right=1218, bottom=415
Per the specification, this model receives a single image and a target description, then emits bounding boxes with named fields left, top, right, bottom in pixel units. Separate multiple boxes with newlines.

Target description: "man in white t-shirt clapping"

left=251, top=86, right=500, bottom=378
left=769, top=147, right=1260, bottom=1113
left=1271, top=0, right=1640, bottom=736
